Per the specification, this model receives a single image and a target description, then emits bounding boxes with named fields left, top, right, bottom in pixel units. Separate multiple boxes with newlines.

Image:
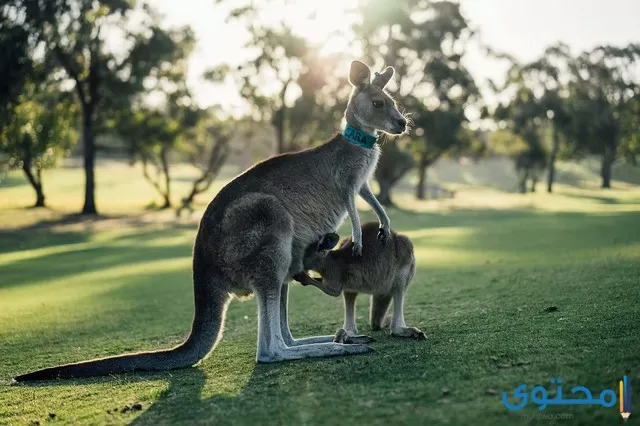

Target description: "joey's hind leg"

left=389, top=279, right=426, bottom=340
left=370, top=294, right=392, bottom=331
left=337, top=292, right=375, bottom=344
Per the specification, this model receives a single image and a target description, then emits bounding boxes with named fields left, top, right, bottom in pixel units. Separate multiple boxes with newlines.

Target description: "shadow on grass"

left=561, top=192, right=640, bottom=205
left=0, top=230, right=195, bottom=290
left=0, top=172, right=27, bottom=189
left=0, top=213, right=136, bottom=255
left=13, top=337, right=427, bottom=426
left=3, top=207, right=639, bottom=291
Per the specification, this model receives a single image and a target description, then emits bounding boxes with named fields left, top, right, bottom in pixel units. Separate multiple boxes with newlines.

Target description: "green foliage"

left=619, top=96, right=640, bottom=165
left=487, top=129, right=528, bottom=157
left=564, top=45, right=640, bottom=156
left=6, top=0, right=197, bottom=213
left=114, top=103, right=203, bottom=209
left=489, top=47, right=576, bottom=192
left=374, top=139, right=414, bottom=206
left=355, top=0, right=480, bottom=199
left=0, top=10, right=34, bottom=127
left=0, top=89, right=76, bottom=169
left=561, top=44, right=640, bottom=187
left=176, top=112, right=237, bottom=216
left=211, top=3, right=347, bottom=153
left=0, top=82, right=77, bottom=206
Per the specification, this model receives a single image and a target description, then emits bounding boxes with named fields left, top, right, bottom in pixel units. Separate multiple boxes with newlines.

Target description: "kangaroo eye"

left=372, top=100, right=383, bottom=108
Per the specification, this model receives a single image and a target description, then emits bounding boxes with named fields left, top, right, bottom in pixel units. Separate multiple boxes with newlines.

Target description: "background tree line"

left=1, top=0, right=639, bottom=213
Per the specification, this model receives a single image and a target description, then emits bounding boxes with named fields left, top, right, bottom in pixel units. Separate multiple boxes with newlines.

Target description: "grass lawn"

left=0, top=162, right=639, bottom=425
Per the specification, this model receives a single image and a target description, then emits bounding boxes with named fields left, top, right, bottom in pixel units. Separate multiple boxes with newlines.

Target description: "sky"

left=152, top=0, right=640, bottom=110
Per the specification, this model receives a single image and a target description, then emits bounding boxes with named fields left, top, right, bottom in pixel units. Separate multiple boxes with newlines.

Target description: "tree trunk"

left=34, top=188, right=45, bottom=207
left=518, top=168, right=529, bottom=194
left=34, top=167, right=45, bottom=207
left=530, top=174, right=537, bottom=193
left=275, top=81, right=290, bottom=154
left=601, top=147, right=614, bottom=189
left=21, top=159, right=46, bottom=208
left=377, top=179, right=394, bottom=206
left=546, top=125, right=559, bottom=193
left=416, top=158, right=427, bottom=200
left=275, top=108, right=285, bottom=154
left=160, top=147, right=172, bottom=209
left=81, top=103, right=98, bottom=214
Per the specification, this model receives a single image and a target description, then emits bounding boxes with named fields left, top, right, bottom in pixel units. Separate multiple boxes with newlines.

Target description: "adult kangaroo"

left=14, top=60, right=408, bottom=381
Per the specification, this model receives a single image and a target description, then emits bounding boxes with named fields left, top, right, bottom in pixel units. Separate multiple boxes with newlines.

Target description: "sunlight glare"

left=259, top=0, right=361, bottom=56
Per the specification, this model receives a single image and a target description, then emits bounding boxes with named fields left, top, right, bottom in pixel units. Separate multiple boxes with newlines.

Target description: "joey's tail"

left=14, top=259, right=230, bottom=381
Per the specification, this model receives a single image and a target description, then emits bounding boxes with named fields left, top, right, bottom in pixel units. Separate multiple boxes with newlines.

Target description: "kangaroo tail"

left=14, top=260, right=230, bottom=381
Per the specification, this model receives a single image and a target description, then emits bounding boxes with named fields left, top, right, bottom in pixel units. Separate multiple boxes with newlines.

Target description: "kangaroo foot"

left=391, top=326, right=427, bottom=340
left=333, top=329, right=376, bottom=344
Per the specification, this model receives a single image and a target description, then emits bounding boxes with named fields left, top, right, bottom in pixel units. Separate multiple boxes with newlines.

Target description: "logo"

left=620, top=375, right=632, bottom=421
left=501, top=375, right=631, bottom=421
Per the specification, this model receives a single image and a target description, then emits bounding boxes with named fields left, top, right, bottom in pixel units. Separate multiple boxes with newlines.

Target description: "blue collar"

left=342, top=123, right=378, bottom=149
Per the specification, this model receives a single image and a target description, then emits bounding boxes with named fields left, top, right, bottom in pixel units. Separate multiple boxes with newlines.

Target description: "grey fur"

left=306, top=222, right=426, bottom=340
left=13, top=60, right=408, bottom=381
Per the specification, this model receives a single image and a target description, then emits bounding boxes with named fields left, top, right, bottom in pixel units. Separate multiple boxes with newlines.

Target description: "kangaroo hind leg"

left=231, top=195, right=373, bottom=362
left=389, top=263, right=425, bottom=340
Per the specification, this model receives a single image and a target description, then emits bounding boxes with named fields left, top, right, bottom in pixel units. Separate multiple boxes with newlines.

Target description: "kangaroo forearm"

left=345, top=195, right=362, bottom=241
left=359, top=184, right=390, bottom=227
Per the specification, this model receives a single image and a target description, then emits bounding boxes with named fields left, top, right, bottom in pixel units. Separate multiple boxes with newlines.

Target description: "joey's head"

left=303, top=232, right=340, bottom=273
left=345, top=60, right=408, bottom=136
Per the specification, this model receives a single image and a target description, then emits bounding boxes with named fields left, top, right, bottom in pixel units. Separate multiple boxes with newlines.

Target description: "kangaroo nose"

left=396, top=118, right=407, bottom=128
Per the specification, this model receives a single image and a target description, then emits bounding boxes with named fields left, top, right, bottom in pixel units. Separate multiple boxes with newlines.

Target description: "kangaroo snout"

left=393, top=117, right=407, bottom=133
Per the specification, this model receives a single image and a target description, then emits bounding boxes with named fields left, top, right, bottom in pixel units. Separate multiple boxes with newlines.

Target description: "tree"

left=0, top=84, right=76, bottom=207
left=519, top=43, right=573, bottom=193
left=177, top=115, right=235, bottom=217
left=493, top=87, right=547, bottom=193
left=566, top=44, right=640, bottom=188
left=619, top=95, right=640, bottom=165
left=10, top=0, right=195, bottom=214
left=211, top=3, right=348, bottom=154
left=116, top=103, right=200, bottom=209
left=119, top=110, right=177, bottom=209
left=374, top=139, right=414, bottom=206
left=354, top=0, right=479, bottom=201
left=0, top=8, right=34, bottom=128
left=492, top=53, right=562, bottom=194
left=112, top=25, right=197, bottom=209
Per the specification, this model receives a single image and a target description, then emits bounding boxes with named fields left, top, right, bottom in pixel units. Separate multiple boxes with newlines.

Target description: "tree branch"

left=177, top=131, right=231, bottom=215
left=53, top=45, right=87, bottom=106
left=141, top=156, right=168, bottom=199
left=390, top=162, right=414, bottom=183
left=88, top=26, right=102, bottom=107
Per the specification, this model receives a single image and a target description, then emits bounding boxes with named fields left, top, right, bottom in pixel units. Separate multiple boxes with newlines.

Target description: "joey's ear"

left=318, top=233, right=340, bottom=252
left=325, top=233, right=340, bottom=250
left=372, top=66, right=395, bottom=89
left=349, top=60, right=371, bottom=89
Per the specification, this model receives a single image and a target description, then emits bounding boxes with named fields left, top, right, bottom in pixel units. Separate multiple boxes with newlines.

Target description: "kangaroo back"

left=394, top=234, right=414, bottom=269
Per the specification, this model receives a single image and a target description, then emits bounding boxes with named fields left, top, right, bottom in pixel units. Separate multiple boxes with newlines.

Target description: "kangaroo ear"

left=349, top=60, right=371, bottom=89
left=372, top=66, right=395, bottom=88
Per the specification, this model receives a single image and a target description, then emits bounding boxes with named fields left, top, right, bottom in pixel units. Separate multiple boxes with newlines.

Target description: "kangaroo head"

left=345, top=60, right=407, bottom=136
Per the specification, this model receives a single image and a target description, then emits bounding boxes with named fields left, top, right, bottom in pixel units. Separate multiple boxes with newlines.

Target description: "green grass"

left=0, top=162, right=639, bottom=425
